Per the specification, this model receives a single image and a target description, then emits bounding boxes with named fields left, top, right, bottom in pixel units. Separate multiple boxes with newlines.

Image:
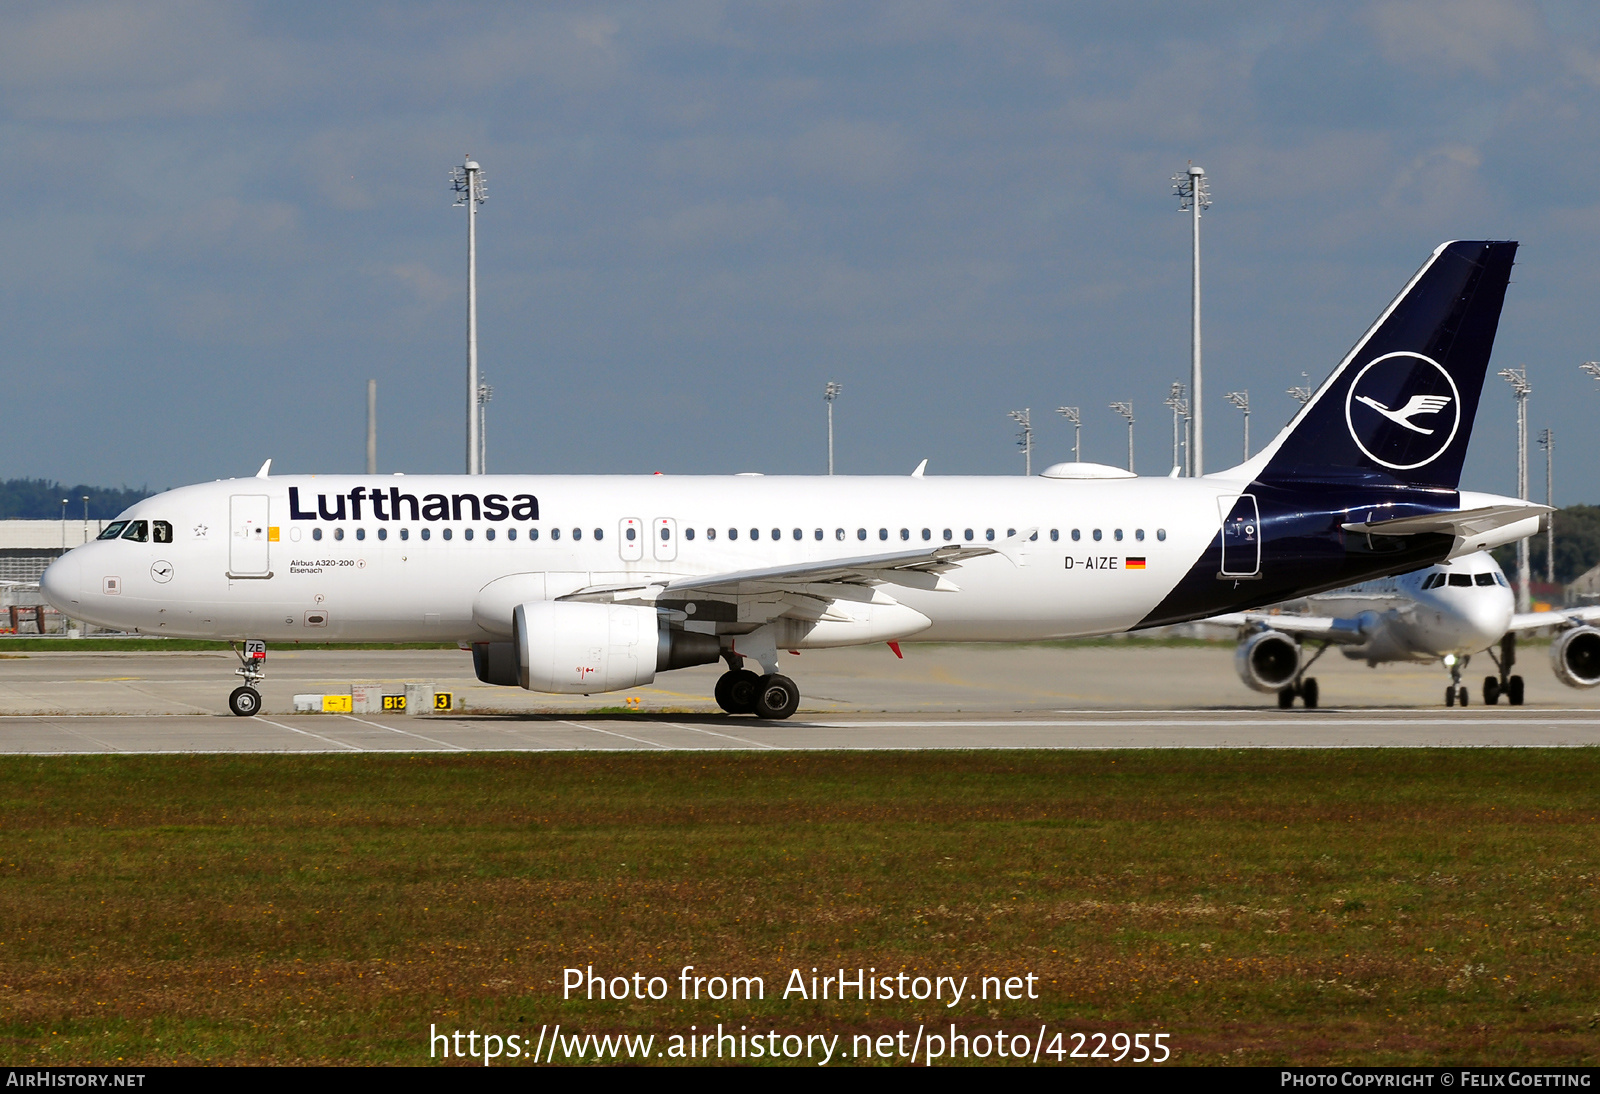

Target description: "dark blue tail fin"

left=1248, top=240, right=1517, bottom=490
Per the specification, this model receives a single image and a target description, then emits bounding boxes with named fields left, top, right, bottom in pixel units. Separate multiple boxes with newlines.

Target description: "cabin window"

left=685, top=528, right=695, bottom=541
left=1114, top=529, right=1124, bottom=542
left=964, top=529, right=974, bottom=541
left=1092, top=529, right=1102, bottom=541
left=506, top=528, right=516, bottom=541
left=378, top=528, right=388, bottom=541
left=705, top=528, right=716, bottom=540
left=121, top=521, right=149, bottom=542
left=313, top=527, right=323, bottom=541
left=626, top=527, right=636, bottom=541
left=356, top=528, right=366, bottom=541
left=594, top=528, right=603, bottom=541
left=572, top=528, right=582, bottom=541
left=857, top=528, right=867, bottom=541
left=985, top=529, right=995, bottom=541
left=793, top=528, right=802, bottom=541
left=879, top=528, right=888, bottom=540
left=528, top=528, right=538, bottom=541
left=421, top=528, right=430, bottom=541
left=942, top=529, right=953, bottom=541
left=1157, top=528, right=1167, bottom=541
left=814, top=528, right=823, bottom=541
left=485, top=528, right=495, bottom=541
left=749, top=528, right=759, bottom=541
left=442, top=528, right=453, bottom=541
left=772, top=528, right=781, bottom=541
left=900, top=528, right=910, bottom=541
left=334, top=527, right=345, bottom=541
left=1136, top=529, right=1145, bottom=541
left=661, top=527, right=670, bottom=541
left=1071, top=529, right=1081, bottom=541
left=729, top=528, right=738, bottom=540
left=922, top=528, right=931, bottom=541
left=153, top=521, right=173, bottom=543
left=836, top=528, right=845, bottom=541
left=1050, top=529, right=1059, bottom=542
left=1007, top=528, right=1016, bottom=538
left=400, top=528, right=410, bottom=541
left=464, top=528, right=474, bottom=541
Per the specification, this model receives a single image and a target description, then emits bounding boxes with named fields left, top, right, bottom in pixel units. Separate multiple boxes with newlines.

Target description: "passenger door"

left=1217, top=494, right=1261, bottom=578
left=229, top=495, right=271, bottom=576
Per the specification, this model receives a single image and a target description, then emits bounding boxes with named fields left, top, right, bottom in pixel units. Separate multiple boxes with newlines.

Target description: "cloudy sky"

left=2, top=1, right=1598, bottom=501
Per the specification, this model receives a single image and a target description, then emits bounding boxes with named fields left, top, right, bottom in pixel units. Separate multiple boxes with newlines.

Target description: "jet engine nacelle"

left=1235, top=629, right=1300, bottom=692
left=1551, top=625, right=1600, bottom=689
left=473, top=601, right=722, bottom=693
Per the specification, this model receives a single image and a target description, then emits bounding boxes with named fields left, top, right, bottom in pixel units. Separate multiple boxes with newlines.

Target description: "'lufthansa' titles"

left=288, top=486, right=539, bottom=523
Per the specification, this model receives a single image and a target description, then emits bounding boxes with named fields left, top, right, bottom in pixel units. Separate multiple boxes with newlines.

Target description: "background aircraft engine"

left=1551, top=626, right=1600, bottom=689
left=1235, top=630, right=1301, bottom=693
left=476, top=601, right=723, bottom=694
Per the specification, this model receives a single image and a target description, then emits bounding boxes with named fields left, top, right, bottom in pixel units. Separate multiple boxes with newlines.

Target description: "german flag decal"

left=1125, top=557, right=1147, bottom=570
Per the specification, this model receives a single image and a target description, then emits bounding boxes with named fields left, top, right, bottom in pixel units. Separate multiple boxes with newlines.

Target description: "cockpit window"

left=153, top=521, right=173, bottom=544
left=121, top=520, right=149, bottom=542
left=1495, top=572, right=1509, bottom=587
left=1475, top=572, right=1496, bottom=586
left=1448, top=573, right=1471, bottom=587
left=98, top=521, right=129, bottom=540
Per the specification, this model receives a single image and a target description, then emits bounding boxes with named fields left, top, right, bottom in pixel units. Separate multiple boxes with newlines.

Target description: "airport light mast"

left=1008, top=408, right=1033, bottom=476
left=451, top=156, right=488, bottom=475
left=1225, top=390, right=1250, bottom=459
left=1499, top=367, right=1532, bottom=612
left=1287, top=373, right=1312, bottom=406
left=1055, top=406, right=1081, bottom=463
left=1164, top=382, right=1189, bottom=475
left=824, top=381, right=841, bottom=474
left=1538, top=427, right=1554, bottom=584
left=1173, top=163, right=1210, bottom=476
left=478, top=378, right=494, bottom=475
left=1110, top=401, right=1135, bottom=473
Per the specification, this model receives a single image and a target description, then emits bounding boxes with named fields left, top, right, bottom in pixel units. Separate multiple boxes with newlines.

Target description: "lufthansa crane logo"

left=1344, top=351, right=1461, bottom=470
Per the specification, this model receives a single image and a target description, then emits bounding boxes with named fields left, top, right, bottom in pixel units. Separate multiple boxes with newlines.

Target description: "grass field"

left=0, top=750, right=1595, bottom=1066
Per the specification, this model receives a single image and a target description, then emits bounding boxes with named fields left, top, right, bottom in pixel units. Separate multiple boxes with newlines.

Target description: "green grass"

left=0, top=750, right=1595, bottom=1065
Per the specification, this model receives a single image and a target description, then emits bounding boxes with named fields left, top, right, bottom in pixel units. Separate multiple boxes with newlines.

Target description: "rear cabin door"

left=1217, top=494, right=1261, bottom=578
left=229, top=495, right=271, bottom=576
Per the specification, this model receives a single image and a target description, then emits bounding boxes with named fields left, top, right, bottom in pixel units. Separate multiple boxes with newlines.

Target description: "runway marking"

left=657, top=721, right=782, bottom=750
left=557, top=720, right=670, bottom=749
left=256, top=717, right=363, bottom=751
left=339, top=714, right=466, bottom=751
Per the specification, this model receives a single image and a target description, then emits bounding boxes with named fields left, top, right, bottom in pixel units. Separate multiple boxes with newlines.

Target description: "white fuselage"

left=1302, top=552, right=1514, bottom=663
left=42, top=473, right=1241, bottom=645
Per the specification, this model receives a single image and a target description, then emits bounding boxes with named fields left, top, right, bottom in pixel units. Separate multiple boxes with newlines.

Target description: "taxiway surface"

left=1, top=643, right=1596, bottom=752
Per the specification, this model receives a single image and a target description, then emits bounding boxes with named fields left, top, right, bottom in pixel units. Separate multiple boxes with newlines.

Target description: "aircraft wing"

left=1509, top=606, right=1600, bottom=632
left=1206, top=612, right=1368, bottom=644
left=561, top=543, right=1003, bottom=602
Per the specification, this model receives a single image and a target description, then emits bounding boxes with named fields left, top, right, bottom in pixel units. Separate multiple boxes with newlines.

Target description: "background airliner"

left=1214, top=551, right=1600, bottom=708
left=40, top=241, right=1547, bottom=719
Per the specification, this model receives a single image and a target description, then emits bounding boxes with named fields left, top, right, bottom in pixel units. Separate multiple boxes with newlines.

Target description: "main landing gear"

left=228, top=640, right=266, bottom=717
left=1481, top=633, right=1525, bottom=706
left=713, top=656, right=800, bottom=719
left=1276, top=642, right=1327, bottom=709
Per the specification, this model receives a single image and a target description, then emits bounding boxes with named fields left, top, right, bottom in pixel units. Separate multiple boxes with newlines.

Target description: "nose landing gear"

left=1444, top=653, right=1470, bottom=707
left=228, top=640, right=266, bottom=717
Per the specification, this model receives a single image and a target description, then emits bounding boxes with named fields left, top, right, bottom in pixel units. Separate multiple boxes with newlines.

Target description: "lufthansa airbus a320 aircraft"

left=41, top=241, right=1548, bottom=719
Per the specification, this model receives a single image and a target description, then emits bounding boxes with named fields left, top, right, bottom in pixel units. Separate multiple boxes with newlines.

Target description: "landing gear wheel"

left=1483, top=676, right=1501, bottom=705
left=1508, top=675, right=1525, bottom=706
left=1457, top=686, right=1469, bottom=707
left=228, top=686, right=262, bottom=717
left=714, top=669, right=760, bottom=715
left=1277, top=686, right=1295, bottom=710
left=752, top=674, right=800, bottom=720
left=1445, top=686, right=1456, bottom=707
left=1301, top=678, right=1319, bottom=709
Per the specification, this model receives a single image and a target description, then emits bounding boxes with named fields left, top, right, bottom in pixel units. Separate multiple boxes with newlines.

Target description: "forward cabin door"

left=229, top=495, right=272, bottom=576
left=1217, top=494, right=1261, bottom=578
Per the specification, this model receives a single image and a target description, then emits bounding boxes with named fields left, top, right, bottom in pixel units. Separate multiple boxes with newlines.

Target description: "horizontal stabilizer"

left=1340, top=501, right=1550, bottom=538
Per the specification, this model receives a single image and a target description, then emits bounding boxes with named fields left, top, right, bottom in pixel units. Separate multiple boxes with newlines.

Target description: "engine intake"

left=1235, top=629, right=1300, bottom=693
left=1551, top=626, right=1600, bottom=689
left=472, top=601, right=722, bottom=693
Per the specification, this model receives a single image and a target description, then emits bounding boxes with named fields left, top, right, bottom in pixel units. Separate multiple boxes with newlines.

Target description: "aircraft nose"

left=39, top=552, right=82, bottom=612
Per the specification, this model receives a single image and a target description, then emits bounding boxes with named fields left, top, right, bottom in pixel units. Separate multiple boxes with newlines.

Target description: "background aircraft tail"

left=1239, top=240, right=1518, bottom=491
